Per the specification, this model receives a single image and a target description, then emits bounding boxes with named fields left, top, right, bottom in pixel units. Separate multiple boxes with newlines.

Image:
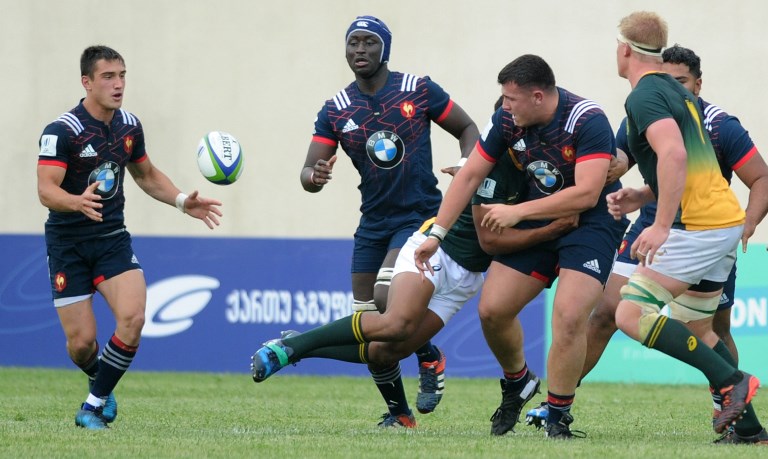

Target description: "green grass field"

left=0, top=367, right=765, bottom=458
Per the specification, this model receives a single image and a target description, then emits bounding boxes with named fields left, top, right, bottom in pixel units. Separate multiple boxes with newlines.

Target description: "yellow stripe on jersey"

left=685, top=99, right=706, bottom=144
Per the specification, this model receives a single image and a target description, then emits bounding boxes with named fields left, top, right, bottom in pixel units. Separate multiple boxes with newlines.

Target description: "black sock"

left=76, top=342, right=100, bottom=380
left=414, top=341, right=439, bottom=364
left=546, top=391, right=574, bottom=425
left=503, top=363, right=530, bottom=393
left=370, top=364, right=410, bottom=416
left=91, top=335, right=136, bottom=398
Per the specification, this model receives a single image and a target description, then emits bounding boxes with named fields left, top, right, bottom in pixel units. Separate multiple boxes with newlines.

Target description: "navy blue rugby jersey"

left=617, top=97, right=757, bottom=226
left=477, top=87, right=618, bottom=224
left=312, top=71, right=454, bottom=226
left=38, top=101, right=147, bottom=241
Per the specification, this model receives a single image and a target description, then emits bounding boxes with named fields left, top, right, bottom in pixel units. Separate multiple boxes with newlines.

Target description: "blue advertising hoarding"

left=0, top=234, right=547, bottom=379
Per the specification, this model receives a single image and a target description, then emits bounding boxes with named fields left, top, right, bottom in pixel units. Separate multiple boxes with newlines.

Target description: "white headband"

left=617, top=34, right=663, bottom=57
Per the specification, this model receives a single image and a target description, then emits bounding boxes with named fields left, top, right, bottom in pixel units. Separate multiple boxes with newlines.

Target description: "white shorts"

left=611, top=261, right=636, bottom=279
left=644, top=226, right=742, bottom=285
left=394, top=231, right=484, bottom=324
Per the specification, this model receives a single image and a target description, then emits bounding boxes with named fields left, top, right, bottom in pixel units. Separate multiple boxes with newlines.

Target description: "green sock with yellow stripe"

left=284, top=311, right=367, bottom=359
left=641, top=315, right=739, bottom=388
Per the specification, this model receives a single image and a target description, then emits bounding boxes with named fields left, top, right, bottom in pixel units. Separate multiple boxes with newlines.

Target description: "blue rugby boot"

left=416, top=347, right=446, bottom=414
left=89, top=379, right=118, bottom=423
left=525, top=401, right=548, bottom=429
left=75, top=404, right=109, bottom=430
left=251, top=337, right=294, bottom=382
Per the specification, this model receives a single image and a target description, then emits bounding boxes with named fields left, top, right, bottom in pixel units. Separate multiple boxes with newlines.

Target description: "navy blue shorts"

left=46, top=230, right=142, bottom=304
left=352, top=219, right=425, bottom=273
left=494, top=217, right=627, bottom=286
left=617, top=218, right=736, bottom=310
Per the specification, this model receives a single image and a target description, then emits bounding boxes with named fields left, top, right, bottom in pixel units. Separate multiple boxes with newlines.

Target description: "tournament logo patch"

left=526, top=160, right=564, bottom=195
left=88, top=161, right=121, bottom=199
left=366, top=131, right=405, bottom=169
left=400, top=101, right=415, bottom=119
left=55, top=272, right=67, bottom=293
left=124, top=136, right=134, bottom=154
left=561, top=145, right=575, bottom=162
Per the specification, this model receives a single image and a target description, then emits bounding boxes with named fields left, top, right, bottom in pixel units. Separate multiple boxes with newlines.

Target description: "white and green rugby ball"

left=196, top=131, right=243, bottom=185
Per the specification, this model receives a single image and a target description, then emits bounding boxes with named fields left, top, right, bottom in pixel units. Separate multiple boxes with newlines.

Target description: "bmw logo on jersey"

left=366, top=130, right=405, bottom=169
left=527, top=160, right=564, bottom=195
left=88, top=161, right=120, bottom=199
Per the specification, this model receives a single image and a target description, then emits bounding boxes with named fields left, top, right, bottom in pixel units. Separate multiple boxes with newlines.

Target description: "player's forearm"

left=457, top=126, right=480, bottom=159
left=134, top=167, right=181, bottom=208
left=479, top=226, right=556, bottom=255
left=653, top=151, right=686, bottom=229
left=511, top=187, right=597, bottom=221
left=37, top=183, right=82, bottom=212
left=745, top=175, right=768, bottom=229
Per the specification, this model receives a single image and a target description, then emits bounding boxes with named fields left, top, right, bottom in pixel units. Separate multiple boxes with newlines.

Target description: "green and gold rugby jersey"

left=625, top=72, right=744, bottom=230
left=421, top=149, right=526, bottom=273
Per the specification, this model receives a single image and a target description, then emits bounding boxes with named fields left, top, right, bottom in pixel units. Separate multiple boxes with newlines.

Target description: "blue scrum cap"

left=345, top=15, right=392, bottom=63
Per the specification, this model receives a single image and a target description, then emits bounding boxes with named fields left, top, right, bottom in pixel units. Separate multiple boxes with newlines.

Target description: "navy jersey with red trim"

left=37, top=101, right=147, bottom=241
left=312, top=71, right=452, bottom=227
left=477, top=87, right=618, bottom=224
left=617, top=98, right=757, bottom=225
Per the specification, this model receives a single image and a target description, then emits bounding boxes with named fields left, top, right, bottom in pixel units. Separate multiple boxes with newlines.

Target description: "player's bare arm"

left=633, top=118, right=686, bottom=264
left=473, top=204, right=578, bottom=255
left=127, top=159, right=222, bottom=229
left=606, top=185, right=654, bottom=220
left=733, top=152, right=768, bottom=250
left=480, top=157, right=609, bottom=232
left=301, top=142, right=337, bottom=192
left=606, top=148, right=630, bottom=184
left=414, top=148, right=493, bottom=276
left=437, top=102, right=480, bottom=158
left=37, top=164, right=103, bottom=222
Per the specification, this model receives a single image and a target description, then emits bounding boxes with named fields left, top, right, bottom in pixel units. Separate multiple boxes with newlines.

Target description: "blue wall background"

left=0, top=234, right=547, bottom=378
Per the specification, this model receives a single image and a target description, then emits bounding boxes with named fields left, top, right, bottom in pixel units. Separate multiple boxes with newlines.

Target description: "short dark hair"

left=662, top=45, right=702, bottom=79
left=80, top=45, right=124, bottom=78
left=497, top=54, right=556, bottom=90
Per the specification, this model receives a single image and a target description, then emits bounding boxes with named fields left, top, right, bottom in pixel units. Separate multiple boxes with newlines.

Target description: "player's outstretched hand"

left=310, top=155, right=337, bottom=186
left=79, top=181, right=104, bottom=222
left=183, top=190, right=223, bottom=229
left=480, top=203, right=522, bottom=233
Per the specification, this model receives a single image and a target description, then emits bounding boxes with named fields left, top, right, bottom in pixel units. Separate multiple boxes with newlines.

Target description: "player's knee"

left=589, top=301, right=618, bottom=333
left=118, top=309, right=145, bottom=340
left=368, top=342, right=409, bottom=366
left=66, top=336, right=96, bottom=362
left=617, top=273, right=673, bottom=340
left=477, top=299, right=512, bottom=326
left=382, top=314, right=417, bottom=341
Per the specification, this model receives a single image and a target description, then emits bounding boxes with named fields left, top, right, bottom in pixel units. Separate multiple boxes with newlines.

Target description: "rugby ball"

left=196, top=131, right=243, bottom=185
